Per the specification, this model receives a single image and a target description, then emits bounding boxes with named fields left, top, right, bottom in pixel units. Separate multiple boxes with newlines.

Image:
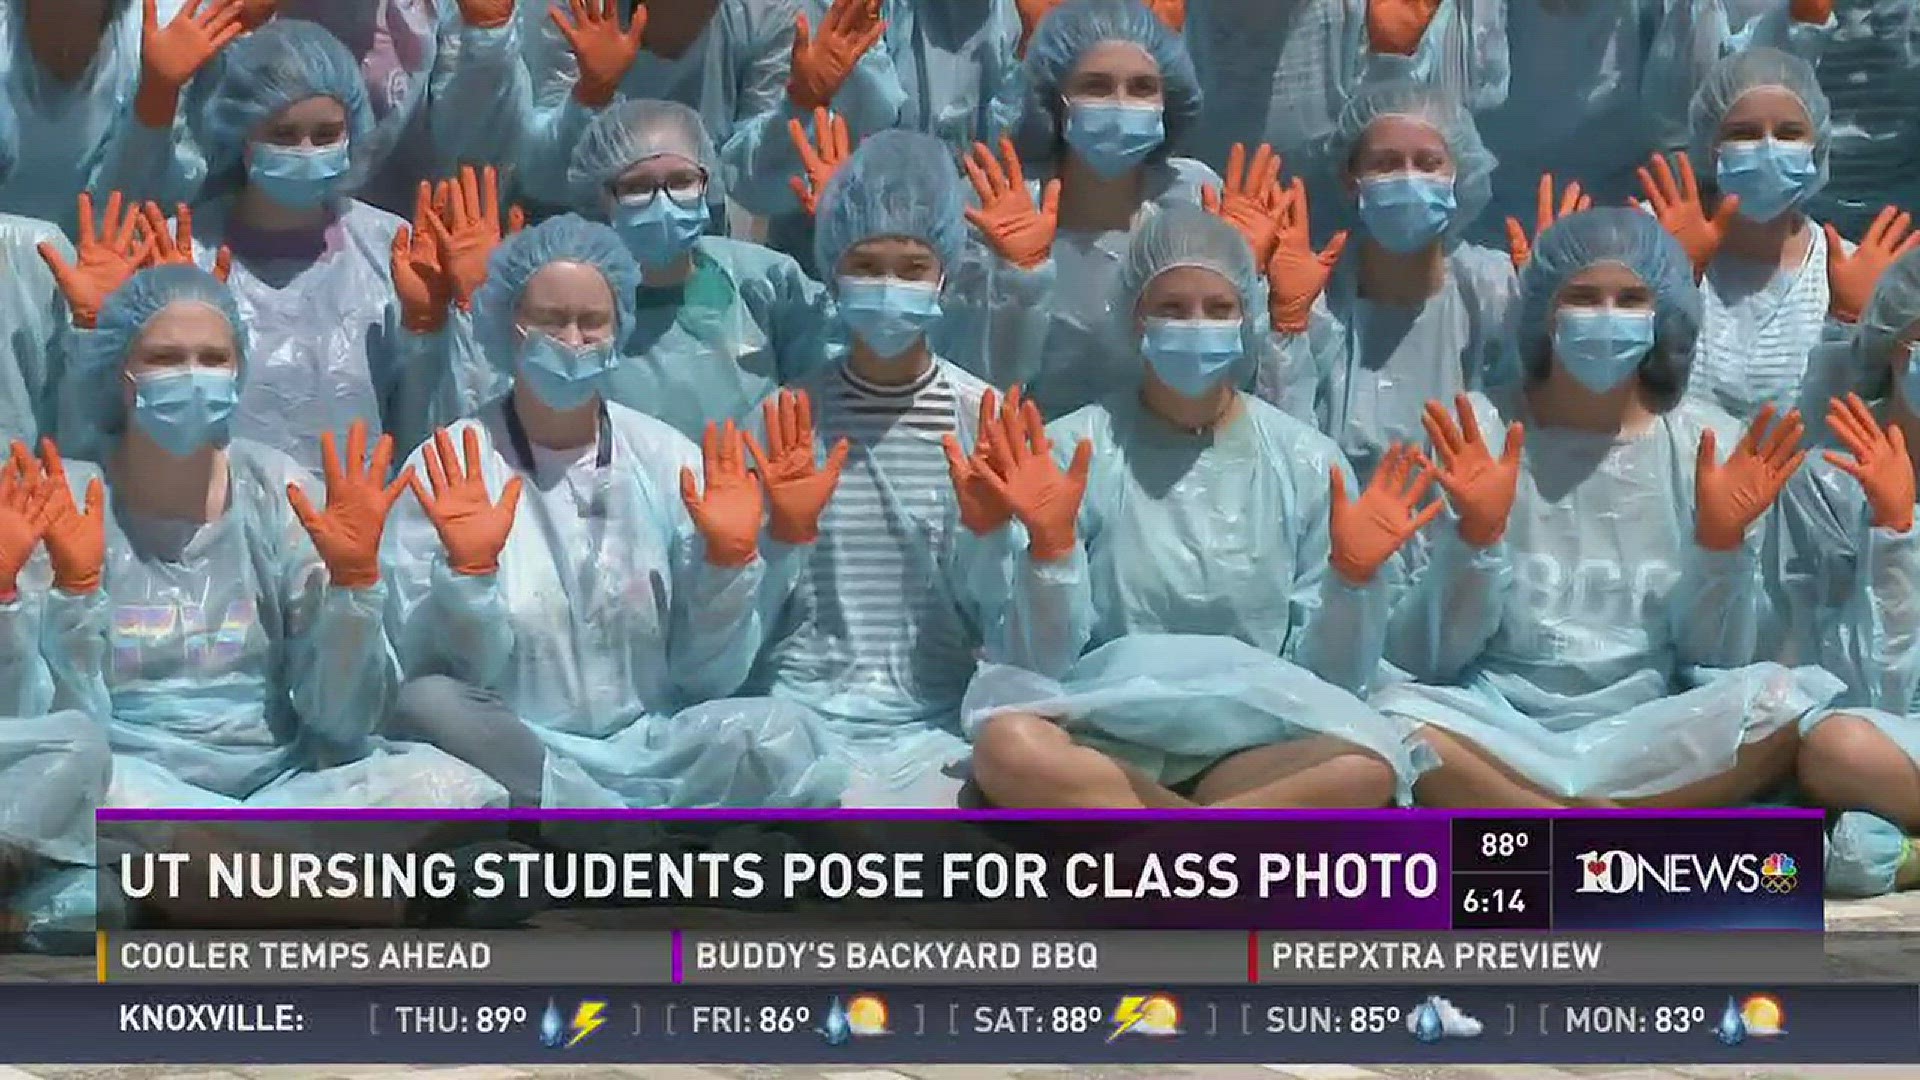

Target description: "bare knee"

left=1799, top=713, right=1893, bottom=799
left=1329, top=751, right=1397, bottom=807
left=972, top=712, right=1077, bottom=792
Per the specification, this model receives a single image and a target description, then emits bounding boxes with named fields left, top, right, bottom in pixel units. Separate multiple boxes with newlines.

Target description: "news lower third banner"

left=86, top=809, right=1825, bottom=935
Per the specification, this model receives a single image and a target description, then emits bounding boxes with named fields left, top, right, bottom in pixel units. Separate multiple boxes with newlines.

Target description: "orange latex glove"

left=789, top=0, right=887, bottom=112
left=1791, top=0, right=1833, bottom=24
left=1825, top=393, right=1916, bottom=533
left=1421, top=394, right=1525, bottom=548
left=787, top=107, right=852, bottom=217
left=1367, top=0, right=1442, bottom=56
left=743, top=389, right=849, bottom=545
left=1268, top=178, right=1349, bottom=334
left=1636, top=152, right=1738, bottom=280
left=34, top=439, right=106, bottom=596
left=392, top=183, right=453, bottom=333
left=139, top=202, right=233, bottom=281
left=428, top=165, right=520, bottom=310
left=1015, top=0, right=1064, bottom=54
left=38, top=192, right=147, bottom=330
left=551, top=0, right=647, bottom=108
left=962, top=138, right=1061, bottom=270
left=1202, top=143, right=1285, bottom=266
left=1505, top=173, right=1589, bottom=272
left=943, top=387, right=1019, bottom=536
left=137, top=0, right=246, bottom=127
left=681, top=420, right=766, bottom=567
left=1328, top=443, right=1442, bottom=585
left=407, top=427, right=525, bottom=577
left=287, top=422, right=412, bottom=590
left=0, top=443, right=54, bottom=603
left=1828, top=207, right=1920, bottom=324
left=1695, top=405, right=1806, bottom=552
left=976, top=395, right=1090, bottom=563
left=457, top=0, right=516, bottom=30
left=1143, top=0, right=1185, bottom=31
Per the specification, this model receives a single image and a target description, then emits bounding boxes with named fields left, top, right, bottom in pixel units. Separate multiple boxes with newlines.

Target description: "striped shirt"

left=1691, top=225, right=1833, bottom=420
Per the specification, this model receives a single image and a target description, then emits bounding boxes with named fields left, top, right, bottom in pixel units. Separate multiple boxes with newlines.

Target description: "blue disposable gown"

left=808, top=0, right=1024, bottom=153
left=1689, top=225, right=1854, bottom=422
left=0, top=213, right=73, bottom=444
left=1260, top=242, right=1519, bottom=482
left=383, top=397, right=848, bottom=808
left=29, top=442, right=505, bottom=808
left=959, top=392, right=1430, bottom=797
left=1373, top=388, right=1841, bottom=799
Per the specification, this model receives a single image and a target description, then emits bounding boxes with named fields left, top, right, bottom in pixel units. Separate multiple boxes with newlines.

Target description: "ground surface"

left=8, top=892, right=1920, bottom=1079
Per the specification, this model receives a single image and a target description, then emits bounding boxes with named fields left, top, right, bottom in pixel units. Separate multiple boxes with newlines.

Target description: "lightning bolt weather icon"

left=567, top=1001, right=607, bottom=1047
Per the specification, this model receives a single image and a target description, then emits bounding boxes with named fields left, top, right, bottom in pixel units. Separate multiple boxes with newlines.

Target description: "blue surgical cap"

left=474, top=215, right=643, bottom=374
left=1326, top=80, right=1496, bottom=242
left=79, top=265, right=250, bottom=450
left=1516, top=208, right=1701, bottom=408
left=1116, top=205, right=1264, bottom=357
left=1688, top=47, right=1831, bottom=203
left=198, top=19, right=376, bottom=189
left=813, top=129, right=967, bottom=283
left=0, top=91, right=16, bottom=189
left=1014, top=0, right=1202, bottom=172
left=1859, top=247, right=1920, bottom=396
left=566, top=98, right=728, bottom=218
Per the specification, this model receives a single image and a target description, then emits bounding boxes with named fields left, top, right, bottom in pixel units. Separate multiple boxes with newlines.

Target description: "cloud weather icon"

left=1408, top=996, right=1483, bottom=1041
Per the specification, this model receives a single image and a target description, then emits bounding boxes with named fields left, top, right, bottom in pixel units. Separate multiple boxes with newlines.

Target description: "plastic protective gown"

left=958, top=392, right=1429, bottom=799
left=1372, top=387, right=1841, bottom=799
left=0, top=90, right=74, bottom=445
left=808, top=0, right=1025, bottom=153
left=384, top=401, right=848, bottom=809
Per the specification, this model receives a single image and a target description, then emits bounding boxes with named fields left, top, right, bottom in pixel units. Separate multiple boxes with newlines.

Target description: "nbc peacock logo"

left=1759, top=853, right=1799, bottom=894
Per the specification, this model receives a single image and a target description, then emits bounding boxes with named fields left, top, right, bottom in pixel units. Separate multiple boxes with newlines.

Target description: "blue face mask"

left=1716, top=138, right=1818, bottom=224
left=1063, top=101, right=1165, bottom=179
left=248, top=141, right=352, bottom=209
left=1140, top=317, right=1245, bottom=398
left=612, top=195, right=710, bottom=268
left=1358, top=172, right=1457, bottom=254
left=836, top=276, right=943, bottom=358
left=130, top=368, right=239, bottom=456
left=518, top=331, right=619, bottom=411
left=1552, top=307, right=1657, bottom=394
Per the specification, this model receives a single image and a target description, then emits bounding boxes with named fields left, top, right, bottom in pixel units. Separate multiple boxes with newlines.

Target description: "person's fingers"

left=1675, top=151, right=1700, bottom=200
left=1200, top=185, right=1221, bottom=215
left=404, top=471, right=434, bottom=514
left=679, top=465, right=702, bottom=508
left=1318, top=230, right=1349, bottom=266
left=1224, top=142, right=1246, bottom=195
left=211, top=245, right=233, bottom=283
left=424, top=431, right=452, bottom=493
left=461, top=425, right=486, bottom=484
left=1865, top=205, right=1896, bottom=249
left=1890, top=422, right=1910, bottom=466
left=1534, top=173, right=1554, bottom=234
left=482, top=165, right=501, bottom=227
left=1697, top=428, right=1720, bottom=478
left=1409, top=495, right=1445, bottom=533
left=1501, top=422, right=1525, bottom=464
left=942, top=432, right=970, bottom=480
left=286, top=482, right=321, bottom=533
left=1559, top=179, right=1585, bottom=220
left=979, top=138, right=1010, bottom=193
left=1505, top=217, right=1529, bottom=262
left=823, top=437, right=850, bottom=477
left=1420, top=411, right=1459, bottom=472
left=1000, top=136, right=1027, bottom=191
left=1758, top=408, right=1803, bottom=463
left=317, top=429, right=345, bottom=492
left=1710, top=193, right=1742, bottom=231
left=1739, top=405, right=1778, bottom=457
left=344, top=421, right=369, bottom=487
left=795, top=388, right=816, bottom=445
left=1454, top=393, right=1485, bottom=450
left=138, top=203, right=171, bottom=256
left=743, top=431, right=773, bottom=481
left=1328, top=465, right=1350, bottom=512
left=75, top=192, right=98, bottom=247
left=1040, top=179, right=1062, bottom=222
left=961, top=152, right=993, bottom=202
left=1066, top=438, right=1093, bottom=487
left=496, top=475, right=524, bottom=518
left=1823, top=449, right=1867, bottom=480
left=791, top=176, right=815, bottom=211
left=829, top=113, right=852, bottom=162
left=1824, top=223, right=1848, bottom=261
left=382, top=462, right=413, bottom=509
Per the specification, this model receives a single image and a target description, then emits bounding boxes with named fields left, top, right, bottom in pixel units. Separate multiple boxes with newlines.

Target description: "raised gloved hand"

left=789, top=0, right=887, bottom=112
left=287, top=421, right=413, bottom=590
left=1202, top=143, right=1284, bottom=266
left=787, top=107, right=852, bottom=217
left=1825, top=393, right=1916, bottom=533
left=39, top=192, right=148, bottom=330
left=1268, top=178, right=1349, bottom=334
left=1014, top=0, right=1064, bottom=53
left=681, top=420, right=766, bottom=567
left=139, top=202, right=233, bottom=282
left=963, top=138, right=1061, bottom=271
left=0, top=444, right=53, bottom=603
left=743, top=389, right=848, bottom=546
left=457, top=0, right=516, bottom=30
left=1791, top=0, right=1833, bottom=24
left=1422, top=394, right=1525, bottom=548
left=1695, top=405, right=1805, bottom=552
left=1367, top=0, right=1442, bottom=56
left=406, top=427, right=524, bottom=577
left=1506, top=173, right=1590, bottom=272
left=393, top=182, right=453, bottom=333
left=975, top=393, right=1090, bottom=563
left=138, top=0, right=246, bottom=127
left=1143, top=0, right=1185, bottom=30
left=429, top=165, right=522, bottom=310
left=551, top=0, right=648, bottom=108
left=34, top=440, right=106, bottom=596
left=1328, top=443, right=1442, bottom=585
left=943, top=387, right=1018, bottom=536
left=1636, top=152, right=1738, bottom=281
left=1827, top=207, right=1920, bottom=324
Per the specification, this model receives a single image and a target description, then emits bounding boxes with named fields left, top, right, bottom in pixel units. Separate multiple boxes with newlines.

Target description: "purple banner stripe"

left=92, top=807, right=1824, bottom=822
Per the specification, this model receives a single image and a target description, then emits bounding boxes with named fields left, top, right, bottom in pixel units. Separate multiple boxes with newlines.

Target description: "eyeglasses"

left=613, top=174, right=709, bottom=209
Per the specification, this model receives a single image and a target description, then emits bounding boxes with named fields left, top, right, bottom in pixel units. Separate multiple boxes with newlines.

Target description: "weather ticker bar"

left=5, top=983, right=1915, bottom=1064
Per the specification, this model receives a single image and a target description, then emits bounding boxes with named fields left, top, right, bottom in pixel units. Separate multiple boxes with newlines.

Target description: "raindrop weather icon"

left=1411, top=999, right=1444, bottom=1043
left=539, top=999, right=565, bottom=1049
left=818, top=997, right=852, bottom=1046
left=1714, top=997, right=1747, bottom=1046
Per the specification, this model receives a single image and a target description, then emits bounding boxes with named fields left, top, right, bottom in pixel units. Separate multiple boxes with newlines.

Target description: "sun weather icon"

left=1760, top=854, right=1799, bottom=894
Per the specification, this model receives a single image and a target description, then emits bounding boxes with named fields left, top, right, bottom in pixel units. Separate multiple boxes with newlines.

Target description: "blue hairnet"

left=1325, top=80, right=1497, bottom=242
left=1516, top=208, right=1701, bottom=407
left=566, top=98, right=728, bottom=217
left=1014, top=0, right=1202, bottom=171
left=813, top=129, right=967, bottom=282
left=0, top=90, right=16, bottom=189
left=474, top=214, right=643, bottom=374
left=1115, top=205, right=1264, bottom=356
left=198, top=19, right=376, bottom=189
left=1688, top=47, right=1831, bottom=203
left=79, top=265, right=250, bottom=444
left=1858, top=246, right=1920, bottom=395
